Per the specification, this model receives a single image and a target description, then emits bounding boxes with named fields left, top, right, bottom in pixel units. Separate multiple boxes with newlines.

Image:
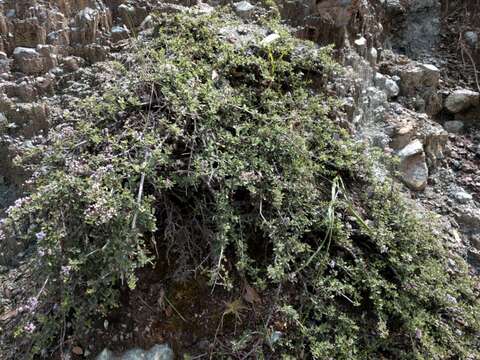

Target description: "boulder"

left=399, top=65, right=424, bottom=96
left=419, top=63, right=440, bottom=87
left=443, top=120, right=464, bottom=134
left=399, top=63, right=440, bottom=96
left=7, top=102, right=48, bottom=137
left=368, top=47, right=378, bottom=67
left=13, top=47, right=45, bottom=74
left=445, top=89, right=480, bottom=113
left=119, top=4, right=147, bottom=29
left=96, top=344, right=174, bottom=360
left=233, top=1, right=255, bottom=18
left=422, top=123, right=448, bottom=169
left=385, top=78, right=399, bottom=99
left=384, top=0, right=404, bottom=15
left=397, top=139, right=423, bottom=158
left=397, top=140, right=428, bottom=191
left=399, top=153, right=428, bottom=191
left=354, top=36, right=367, bottom=55
left=111, top=25, right=130, bottom=42
left=389, top=122, right=415, bottom=150
left=424, top=88, right=443, bottom=116
left=464, top=31, right=478, bottom=49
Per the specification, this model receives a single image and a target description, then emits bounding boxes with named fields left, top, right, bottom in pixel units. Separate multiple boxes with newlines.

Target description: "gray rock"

left=368, top=47, right=378, bottom=67
left=443, top=120, right=464, bottom=134
left=397, top=139, right=424, bottom=159
left=383, top=0, right=404, bottom=14
left=419, top=63, right=440, bottom=87
left=424, top=89, right=443, bottom=116
left=374, top=72, right=386, bottom=88
left=399, top=63, right=440, bottom=96
left=354, top=36, right=367, bottom=55
left=455, top=206, right=480, bottom=231
left=119, top=4, right=148, bottom=28
left=452, top=189, right=473, bottom=204
left=13, top=47, right=44, bottom=74
left=397, top=140, right=428, bottom=191
left=422, top=123, right=448, bottom=169
left=112, top=25, right=131, bottom=42
left=260, top=33, right=280, bottom=46
left=96, top=344, right=173, bottom=360
left=465, top=31, right=478, bottom=49
left=445, top=89, right=480, bottom=113
left=233, top=1, right=255, bottom=18
left=400, top=153, right=429, bottom=191
left=399, top=66, right=424, bottom=96
left=385, top=78, right=399, bottom=99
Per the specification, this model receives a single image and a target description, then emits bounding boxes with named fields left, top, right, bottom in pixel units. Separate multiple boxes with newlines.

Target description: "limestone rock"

left=119, top=4, right=147, bottom=29
left=397, top=140, right=428, bottom=191
left=397, top=139, right=423, bottom=158
left=354, top=36, right=367, bottom=55
left=445, top=89, right=480, bottom=113
left=464, top=31, right=478, bottom=49
left=7, top=102, right=48, bottom=137
left=96, top=344, right=174, bottom=360
left=399, top=63, right=440, bottom=96
left=400, top=153, right=428, bottom=191
left=368, top=47, right=378, bottom=67
left=13, top=47, right=44, bottom=74
left=418, top=63, right=440, bottom=87
left=443, top=120, right=464, bottom=134
left=233, top=1, right=255, bottom=18
left=424, top=88, right=442, bottom=116
left=451, top=189, right=473, bottom=204
left=399, top=65, right=424, bottom=96
left=385, top=78, right=399, bottom=99
left=111, top=25, right=130, bottom=42
left=374, top=72, right=386, bottom=88
left=389, top=122, right=415, bottom=150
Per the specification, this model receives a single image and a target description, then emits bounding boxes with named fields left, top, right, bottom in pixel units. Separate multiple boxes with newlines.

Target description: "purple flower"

left=25, top=297, right=39, bottom=312
left=35, top=231, right=46, bottom=240
left=24, top=322, right=36, bottom=333
left=61, top=266, right=71, bottom=277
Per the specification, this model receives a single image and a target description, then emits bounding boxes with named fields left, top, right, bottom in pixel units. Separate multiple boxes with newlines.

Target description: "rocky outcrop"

left=384, top=0, right=441, bottom=58
left=0, top=0, right=153, bottom=185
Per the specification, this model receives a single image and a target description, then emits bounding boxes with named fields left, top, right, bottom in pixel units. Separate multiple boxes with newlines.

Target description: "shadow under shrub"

left=2, top=9, right=480, bottom=359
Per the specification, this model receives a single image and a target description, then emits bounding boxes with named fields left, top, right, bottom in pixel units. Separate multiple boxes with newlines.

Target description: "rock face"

left=96, top=344, right=174, bottom=360
left=386, top=0, right=441, bottom=58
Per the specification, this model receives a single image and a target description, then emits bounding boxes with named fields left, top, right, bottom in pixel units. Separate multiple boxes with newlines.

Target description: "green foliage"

left=2, top=9, right=479, bottom=359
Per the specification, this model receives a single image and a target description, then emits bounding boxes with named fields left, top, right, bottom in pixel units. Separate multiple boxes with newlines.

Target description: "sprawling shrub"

left=2, top=9, right=479, bottom=359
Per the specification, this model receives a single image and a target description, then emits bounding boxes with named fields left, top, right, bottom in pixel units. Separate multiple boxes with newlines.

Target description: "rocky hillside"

left=1, top=0, right=480, bottom=359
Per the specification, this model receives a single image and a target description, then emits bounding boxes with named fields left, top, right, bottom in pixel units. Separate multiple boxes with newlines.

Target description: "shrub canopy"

left=2, top=9, right=480, bottom=359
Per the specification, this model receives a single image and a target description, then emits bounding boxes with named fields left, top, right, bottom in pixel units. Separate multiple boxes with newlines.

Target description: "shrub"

left=2, top=9, right=479, bottom=359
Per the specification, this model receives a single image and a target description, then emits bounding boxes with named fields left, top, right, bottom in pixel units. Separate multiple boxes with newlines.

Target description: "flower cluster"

left=61, top=265, right=71, bottom=277
left=20, top=297, right=39, bottom=313
left=5, top=196, right=32, bottom=216
left=24, top=322, right=36, bottom=333
left=84, top=196, right=118, bottom=224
